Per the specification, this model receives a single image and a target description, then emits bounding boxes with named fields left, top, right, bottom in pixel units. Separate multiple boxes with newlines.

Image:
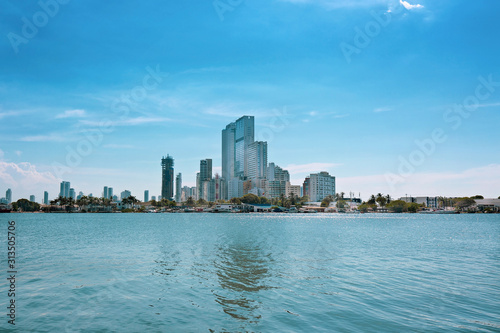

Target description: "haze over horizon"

left=1, top=0, right=499, bottom=201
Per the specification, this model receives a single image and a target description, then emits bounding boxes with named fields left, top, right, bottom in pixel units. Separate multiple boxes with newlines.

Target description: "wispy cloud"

left=80, top=116, right=172, bottom=127
left=399, top=0, right=423, bottom=10
left=20, top=134, right=67, bottom=142
left=374, top=107, right=393, bottom=113
left=55, top=109, right=86, bottom=119
left=0, top=110, right=23, bottom=120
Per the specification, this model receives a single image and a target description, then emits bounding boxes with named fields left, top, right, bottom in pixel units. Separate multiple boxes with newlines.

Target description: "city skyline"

left=1, top=1, right=499, bottom=200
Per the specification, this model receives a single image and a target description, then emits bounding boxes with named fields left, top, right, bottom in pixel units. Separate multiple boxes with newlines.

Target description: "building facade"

left=59, top=181, right=70, bottom=198
left=6, top=189, right=12, bottom=204
left=161, top=155, right=174, bottom=200
left=144, top=190, right=149, bottom=203
left=308, top=171, right=336, bottom=202
left=222, top=116, right=255, bottom=199
left=175, top=173, right=182, bottom=202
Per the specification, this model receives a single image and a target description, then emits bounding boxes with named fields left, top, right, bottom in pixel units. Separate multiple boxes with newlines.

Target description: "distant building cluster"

left=2, top=116, right=338, bottom=205
left=160, top=115, right=336, bottom=202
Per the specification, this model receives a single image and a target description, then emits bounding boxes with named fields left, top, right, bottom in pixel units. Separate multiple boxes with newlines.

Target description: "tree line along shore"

left=3, top=193, right=499, bottom=214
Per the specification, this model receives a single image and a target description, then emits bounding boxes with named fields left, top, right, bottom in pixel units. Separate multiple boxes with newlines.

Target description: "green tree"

left=197, top=198, right=207, bottom=206
left=387, top=200, right=407, bottom=213
left=376, top=193, right=387, bottom=207
left=241, top=194, right=260, bottom=204
left=185, top=197, right=195, bottom=207
left=336, top=200, right=346, bottom=209
left=299, top=195, right=309, bottom=205
left=358, top=203, right=369, bottom=213
left=471, top=195, right=484, bottom=199
left=321, top=196, right=333, bottom=207
left=367, top=195, right=376, bottom=205
left=407, top=202, right=420, bottom=213
left=454, top=198, right=476, bottom=211
left=259, top=196, right=270, bottom=205
left=14, top=199, right=40, bottom=212
left=230, top=197, right=242, bottom=205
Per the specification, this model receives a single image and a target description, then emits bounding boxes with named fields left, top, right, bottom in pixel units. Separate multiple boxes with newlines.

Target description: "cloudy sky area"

left=1, top=0, right=499, bottom=201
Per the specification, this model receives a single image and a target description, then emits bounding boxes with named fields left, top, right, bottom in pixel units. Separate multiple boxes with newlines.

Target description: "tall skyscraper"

left=69, top=188, right=76, bottom=200
left=222, top=116, right=254, bottom=199
left=108, top=187, right=113, bottom=200
left=59, top=181, right=70, bottom=198
left=103, top=186, right=108, bottom=199
left=222, top=122, right=235, bottom=182
left=144, top=190, right=149, bottom=203
left=234, top=116, right=254, bottom=179
left=44, top=191, right=49, bottom=205
left=199, top=159, right=212, bottom=181
left=198, top=159, right=213, bottom=201
left=6, top=188, right=12, bottom=204
left=247, top=141, right=267, bottom=180
left=30, top=195, right=35, bottom=202
left=161, top=155, right=174, bottom=200
left=175, top=173, right=182, bottom=202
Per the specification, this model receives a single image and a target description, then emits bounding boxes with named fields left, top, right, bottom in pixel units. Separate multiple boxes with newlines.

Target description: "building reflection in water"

left=212, top=240, right=274, bottom=324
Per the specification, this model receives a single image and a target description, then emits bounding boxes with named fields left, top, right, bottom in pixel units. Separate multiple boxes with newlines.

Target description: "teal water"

left=1, top=213, right=499, bottom=332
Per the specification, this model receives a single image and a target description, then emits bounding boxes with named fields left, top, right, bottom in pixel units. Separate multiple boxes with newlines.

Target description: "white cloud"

left=0, top=161, right=59, bottom=191
left=374, top=107, right=392, bottom=113
left=80, top=116, right=172, bottom=127
left=20, top=134, right=67, bottom=142
left=399, top=0, right=423, bottom=10
left=15, top=151, right=22, bottom=157
left=0, top=110, right=22, bottom=120
left=55, top=109, right=86, bottom=119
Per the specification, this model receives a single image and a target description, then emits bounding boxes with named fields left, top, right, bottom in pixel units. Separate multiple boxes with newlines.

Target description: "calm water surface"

left=1, top=213, right=499, bottom=332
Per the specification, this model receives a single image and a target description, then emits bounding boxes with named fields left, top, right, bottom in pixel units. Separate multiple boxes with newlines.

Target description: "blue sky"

left=1, top=0, right=499, bottom=201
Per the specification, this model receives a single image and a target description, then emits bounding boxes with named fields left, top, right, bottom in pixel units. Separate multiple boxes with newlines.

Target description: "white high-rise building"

left=308, top=171, right=336, bottom=202
left=175, top=173, right=182, bottom=202
left=265, top=163, right=290, bottom=198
